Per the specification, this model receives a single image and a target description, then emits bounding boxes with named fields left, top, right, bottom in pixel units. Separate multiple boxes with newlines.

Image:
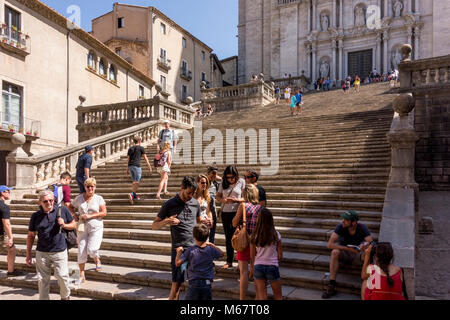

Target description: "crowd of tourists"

left=0, top=118, right=408, bottom=301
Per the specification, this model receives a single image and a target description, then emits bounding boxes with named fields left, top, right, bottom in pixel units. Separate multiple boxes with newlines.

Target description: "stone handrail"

left=76, top=96, right=195, bottom=141
left=399, top=54, right=450, bottom=90
left=201, top=81, right=275, bottom=112
left=6, top=118, right=192, bottom=191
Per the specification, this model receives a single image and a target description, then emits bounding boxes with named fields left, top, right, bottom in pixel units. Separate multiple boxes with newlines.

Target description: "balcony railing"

left=277, top=0, right=300, bottom=5
left=180, top=69, right=192, bottom=81
left=157, top=57, right=171, bottom=71
left=0, top=112, right=41, bottom=137
left=0, top=23, right=30, bottom=56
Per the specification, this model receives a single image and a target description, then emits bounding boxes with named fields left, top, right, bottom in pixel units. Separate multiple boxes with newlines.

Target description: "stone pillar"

left=387, top=93, right=419, bottom=189
left=6, top=133, right=36, bottom=193
left=339, top=0, right=343, bottom=28
left=308, top=0, right=311, bottom=32
left=384, top=0, right=390, bottom=18
left=415, top=0, right=420, bottom=13
left=306, top=44, right=312, bottom=79
left=414, top=27, right=420, bottom=59
left=312, top=0, right=317, bottom=30
left=312, top=46, right=317, bottom=81
left=407, top=0, right=412, bottom=13
left=407, top=26, right=413, bottom=45
left=338, top=38, right=343, bottom=81
left=376, top=33, right=382, bottom=72
left=383, top=30, right=390, bottom=73
left=332, top=0, right=337, bottom=28
left=331, top=39, right=337, bottom=82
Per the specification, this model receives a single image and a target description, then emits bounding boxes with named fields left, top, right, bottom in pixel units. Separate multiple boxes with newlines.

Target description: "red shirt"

left=364, top=265, right=406, bottom=300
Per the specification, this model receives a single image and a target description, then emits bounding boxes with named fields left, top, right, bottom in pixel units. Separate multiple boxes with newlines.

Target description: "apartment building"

left=91, top=3, right=216, bottom=105
left=0, top=0, right=155, bottom=184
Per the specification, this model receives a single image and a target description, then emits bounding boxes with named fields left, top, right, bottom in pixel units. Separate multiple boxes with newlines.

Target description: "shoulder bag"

left=57, top=206, right=78, bottom=250
left=232, top=203, right=250, bottom=252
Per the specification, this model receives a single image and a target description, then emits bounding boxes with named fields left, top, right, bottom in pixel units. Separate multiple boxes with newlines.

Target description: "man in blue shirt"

left=76, top=145, right=94, bottom=194
left=26, top=190, right=77, bottom=300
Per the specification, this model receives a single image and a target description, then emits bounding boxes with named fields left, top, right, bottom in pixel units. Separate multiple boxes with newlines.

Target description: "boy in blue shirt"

left=295, top=91, right=303, bottom=116
left=175, top=224, right=223, bottom=300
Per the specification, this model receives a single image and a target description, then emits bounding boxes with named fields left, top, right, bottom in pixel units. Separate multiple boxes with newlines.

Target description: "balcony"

left=180, top=69, right=192, bottom=81
left=277, top=0, right=300, bottom=5
left=0, top=24, right=31, bottom=57
left=0, top=112, right=41, bottom=138
left=157, top=57, right=171, bottom=72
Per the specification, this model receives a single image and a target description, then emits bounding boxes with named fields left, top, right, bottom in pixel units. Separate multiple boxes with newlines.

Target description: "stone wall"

left=414, top=87, right=450, bottom=190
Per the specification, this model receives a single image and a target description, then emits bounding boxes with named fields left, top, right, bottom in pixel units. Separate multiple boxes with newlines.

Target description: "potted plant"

left=26, top=129, right=31, bottom=135
left=33, top=130, right=39, bottom=137
left=8, top=124, right=15, bottom=132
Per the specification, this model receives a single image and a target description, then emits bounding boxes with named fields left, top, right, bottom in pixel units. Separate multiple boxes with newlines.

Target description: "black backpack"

left=56, top=206, right=78, bottom=249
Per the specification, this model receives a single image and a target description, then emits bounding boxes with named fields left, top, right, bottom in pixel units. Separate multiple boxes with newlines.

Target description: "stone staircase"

left=0, top=83, right=396, bottom=300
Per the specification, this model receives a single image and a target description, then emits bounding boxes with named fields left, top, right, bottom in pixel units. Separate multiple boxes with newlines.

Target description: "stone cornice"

left=16, top=0, right=155, bottom=86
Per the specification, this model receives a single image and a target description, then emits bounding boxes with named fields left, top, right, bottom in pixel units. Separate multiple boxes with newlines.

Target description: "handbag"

left=57, top=206, right=78, bottom=249
left=231, top=203, right=250, bottom=252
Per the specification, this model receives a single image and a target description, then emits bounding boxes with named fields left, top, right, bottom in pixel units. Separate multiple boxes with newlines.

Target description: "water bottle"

left=322, top=272, right=330, bottom=292
left=68, top=265, right=80, bottom=288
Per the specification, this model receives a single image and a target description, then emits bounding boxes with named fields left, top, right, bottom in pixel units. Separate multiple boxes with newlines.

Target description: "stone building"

left=221, top=56, right=239, bottom=86
left=238, top=0, right=450, bottom=84
left=0, top=0, right=155, bottom=182
left=91, top=3, right=216, bottom=105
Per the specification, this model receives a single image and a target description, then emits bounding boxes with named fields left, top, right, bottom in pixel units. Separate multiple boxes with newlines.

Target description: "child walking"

left=289, top=93, right=296, bottom=116
left=250, top=208, right=283, bottom=300
left=176, top=224, right=223, bottom=300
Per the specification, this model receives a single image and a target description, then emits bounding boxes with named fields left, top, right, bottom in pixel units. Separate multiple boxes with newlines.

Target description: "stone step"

left=9, top=223, right=379, bottom=243
left=12, top=207, right=382, bottom=222
left=16, top=192, right=386, bottom=204
left=0, top=257, right=360, bottom=300
left=10, top=215, right=380, bottom=234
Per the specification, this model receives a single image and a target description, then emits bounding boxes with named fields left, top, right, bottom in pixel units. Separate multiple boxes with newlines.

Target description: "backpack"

left=154, top=152, right=167, bottom=168
left=56, top=206, right=78, bottom=250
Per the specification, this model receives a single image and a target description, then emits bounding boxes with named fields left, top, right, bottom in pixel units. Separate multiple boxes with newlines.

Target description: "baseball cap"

left=0, top=186, right=14, bottom=193
left=341, top=210, right=359, bottom=222
left=85, top=145, right=94, bottom=152
left=246, top=169, right=259, bottom=181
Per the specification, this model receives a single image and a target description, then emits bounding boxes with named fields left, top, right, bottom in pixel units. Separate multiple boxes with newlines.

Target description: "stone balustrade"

left=201, top=81, right=275, bottom=113
left=272, top=74, right=311, bottom=92
left=76, top=96, right=194, bottom=141
left=400, top=54, right=450, bottom=90
left=6, top=119, right=193, bottom=192
left=277, top=0, right=300, bottom=6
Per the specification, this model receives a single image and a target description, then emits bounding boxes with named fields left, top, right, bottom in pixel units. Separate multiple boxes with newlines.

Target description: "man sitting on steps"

left=322, top=210, right=373, bottom=299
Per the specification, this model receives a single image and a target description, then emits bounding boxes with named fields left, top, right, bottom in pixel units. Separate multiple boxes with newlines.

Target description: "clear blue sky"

left=40, top=0, right=238, bottom=59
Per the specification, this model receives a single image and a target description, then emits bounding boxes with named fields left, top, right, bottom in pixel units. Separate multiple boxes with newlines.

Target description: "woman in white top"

left=194, top=174, right=213, bottom=228
left=216, top=166, right=245, bottom=268
left=70, top=178, right=107, bottom=283
left=156, top=141, right=172, bottom=200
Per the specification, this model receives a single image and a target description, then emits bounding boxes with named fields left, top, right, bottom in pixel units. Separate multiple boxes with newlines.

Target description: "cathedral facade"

left=238, top=0, right=450, bottom=84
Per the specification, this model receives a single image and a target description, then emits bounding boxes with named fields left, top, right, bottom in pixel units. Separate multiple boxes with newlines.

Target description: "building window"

left=5, top=6, right=21, bottom=42
left=118, top=17, right=124, bottom=28
left=161, top=23, right=166, bottom=34
left=109, top=64, right=117, bottom=82
left=139, top=85, right=144, bottom=99
left=99, top=58, right=107, bottom=77
left=182, top=60, right=187, bottom=73
left=202, top=51, right=205, bottom=62
left=87, top=51, right=96, bottom=70
left=181, top=85, right=187, bottom=100
left=160, top=75, right=166, bottom=92
left=115, top=48, right=122, bottom=57
left=182, top=37, right=186, bottom=48
left=202, top=72, right=206, bottom=82
left=1, top=82, right=22, bottom=130
left=160, top=48, right=167, bottom=63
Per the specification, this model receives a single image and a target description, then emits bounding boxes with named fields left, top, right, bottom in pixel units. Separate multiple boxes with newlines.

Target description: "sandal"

left=156, top=194, right=162, bottom=200
left=221, top=263, right=232, bottom=269
left=95, top=263, right=102, bottom=272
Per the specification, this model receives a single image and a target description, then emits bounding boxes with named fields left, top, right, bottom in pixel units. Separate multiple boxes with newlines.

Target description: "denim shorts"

left=171, top=249, right=187, bottom=283
left=129, top=166, right=142, bottom=182
left=254, top=265, right=281, bottom=281
left=185, top=279, right=212, bottom=300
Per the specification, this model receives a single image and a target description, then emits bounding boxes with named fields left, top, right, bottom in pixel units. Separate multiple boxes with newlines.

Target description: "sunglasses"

left=244, top=175, right=254, bottom=179
left=200, top=181, right=207, bottom=185
left=42, top=199, right=54, bottom=204
left=226, top=175, right=236, bottom=180
left=86, top=185, right=95, bottom=189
